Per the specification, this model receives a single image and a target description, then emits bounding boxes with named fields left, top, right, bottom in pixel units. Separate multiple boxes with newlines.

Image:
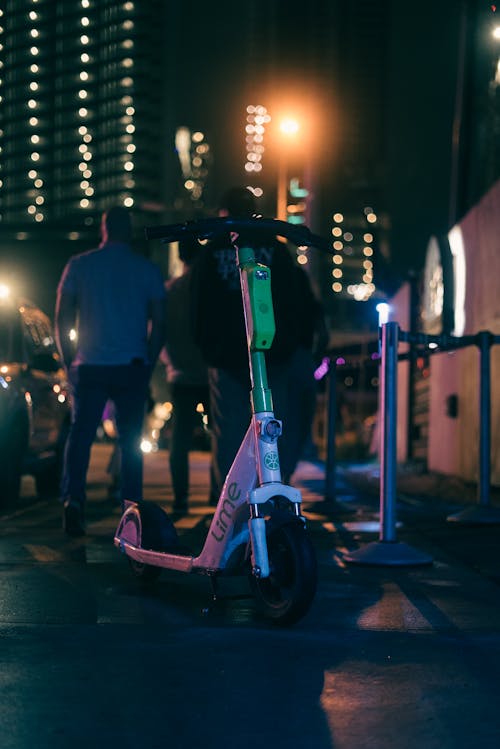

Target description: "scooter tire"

left=249, top=522, right=317, bottom=626
left=125, top=501, right=178, bottom=583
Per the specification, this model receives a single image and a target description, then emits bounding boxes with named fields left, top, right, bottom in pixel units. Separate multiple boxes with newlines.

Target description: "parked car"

left=0, top=287, right=71, bottom=503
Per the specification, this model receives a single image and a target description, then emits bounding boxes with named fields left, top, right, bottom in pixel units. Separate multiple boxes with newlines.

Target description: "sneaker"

left=63, top=500, right=85, bottom=537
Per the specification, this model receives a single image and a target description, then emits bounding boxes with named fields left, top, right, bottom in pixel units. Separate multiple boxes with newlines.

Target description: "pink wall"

left=428, top=179, right=500, bottom=484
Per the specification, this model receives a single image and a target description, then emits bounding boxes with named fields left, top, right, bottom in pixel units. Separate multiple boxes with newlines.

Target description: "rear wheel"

left=121, top=501, right=179, bottom=583
left=249, top=522, right=317, bottom=626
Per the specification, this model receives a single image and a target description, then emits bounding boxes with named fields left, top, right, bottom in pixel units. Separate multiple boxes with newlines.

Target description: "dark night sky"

left=163, top=0, right=469, bottom=280
left=3, top=1, right=496, bottom=320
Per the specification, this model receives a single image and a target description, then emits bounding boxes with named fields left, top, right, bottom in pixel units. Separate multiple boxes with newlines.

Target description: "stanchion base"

left=343, top=540, right=433, bottom=567
left=447, top=506, right=500, bottom=525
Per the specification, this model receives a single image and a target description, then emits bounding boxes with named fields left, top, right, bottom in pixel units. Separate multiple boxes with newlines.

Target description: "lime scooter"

left=114, top=217, right=326, bottom=625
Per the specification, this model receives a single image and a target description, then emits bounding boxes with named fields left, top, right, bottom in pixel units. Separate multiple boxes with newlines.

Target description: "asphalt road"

left=1, top=445, right=500, bottom=749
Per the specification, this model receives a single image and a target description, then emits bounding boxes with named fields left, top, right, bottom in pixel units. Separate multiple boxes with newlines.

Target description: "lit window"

left=124, top=161, right=134, bottom=171
left=333, top=213, right=343, bottom=223
left=28, top=99, right=37, bottom=109
left=78, top=107, right=88, bottom=117
left=80, top=198, right=90, bottom=208
left=30, top=152, right=40, bottom=161
left=30, top=47, right=39, bottom=55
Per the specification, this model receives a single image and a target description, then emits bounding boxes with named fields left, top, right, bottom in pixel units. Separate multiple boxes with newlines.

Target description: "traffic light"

left=286, top=177, right=309, bottom=224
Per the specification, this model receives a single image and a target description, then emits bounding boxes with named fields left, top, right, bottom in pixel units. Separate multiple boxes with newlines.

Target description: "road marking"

left=24, top=544, right=66, bottom=563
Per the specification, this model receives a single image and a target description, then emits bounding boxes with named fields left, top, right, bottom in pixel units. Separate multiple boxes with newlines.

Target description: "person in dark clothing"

left=284, top=266, right=329, bottom=481
left=161, top=237, right=211, bottom=515
left=190, top=186, right=302, bottom=495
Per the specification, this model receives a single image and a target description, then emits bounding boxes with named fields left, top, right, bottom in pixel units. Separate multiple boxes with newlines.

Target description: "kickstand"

left=201, top=575, right=219, bottom=616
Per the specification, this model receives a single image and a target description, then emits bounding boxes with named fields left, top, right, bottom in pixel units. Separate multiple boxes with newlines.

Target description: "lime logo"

left=264, top=452, right=279, bottom=470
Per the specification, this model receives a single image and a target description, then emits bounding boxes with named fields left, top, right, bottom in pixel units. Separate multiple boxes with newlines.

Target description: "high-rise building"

left=0, top=0, right=166, bottom=241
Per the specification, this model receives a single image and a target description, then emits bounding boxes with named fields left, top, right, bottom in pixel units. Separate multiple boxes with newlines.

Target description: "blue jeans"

left=61, top=363, right=150, bottom=506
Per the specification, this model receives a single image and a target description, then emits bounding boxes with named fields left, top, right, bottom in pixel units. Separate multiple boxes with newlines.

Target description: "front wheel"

left=249, top=522, right=317, bottom=626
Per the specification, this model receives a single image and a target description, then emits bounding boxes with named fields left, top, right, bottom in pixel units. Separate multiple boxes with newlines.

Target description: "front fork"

left=248, top=413, right=303, bottom=578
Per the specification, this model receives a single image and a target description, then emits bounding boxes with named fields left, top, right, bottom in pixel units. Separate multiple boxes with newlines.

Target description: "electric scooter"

left=114, top=217, right=328, bottom=625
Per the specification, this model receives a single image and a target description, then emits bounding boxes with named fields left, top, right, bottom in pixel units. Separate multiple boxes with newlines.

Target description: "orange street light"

left=277, top=116, right=301, bottom=220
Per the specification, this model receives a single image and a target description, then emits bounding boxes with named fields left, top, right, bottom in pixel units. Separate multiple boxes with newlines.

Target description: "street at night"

left=2, top=445, right=500, bottom=748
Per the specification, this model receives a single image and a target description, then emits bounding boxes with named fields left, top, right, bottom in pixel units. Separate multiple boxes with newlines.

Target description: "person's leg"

left=111, top=363, right=149, bottom=505
left=169, top=383, right=198, bottom=509
left=61, top=365, right=108, bottom=533
left=268, top=363, right=295, bottom=482
left=208, top=368, right=251, bottom=496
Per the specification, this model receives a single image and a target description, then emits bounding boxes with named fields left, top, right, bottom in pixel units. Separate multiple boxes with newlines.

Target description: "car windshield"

left=0, top=309, right=24, bottom=363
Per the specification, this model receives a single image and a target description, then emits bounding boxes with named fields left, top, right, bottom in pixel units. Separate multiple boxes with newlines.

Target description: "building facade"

left=0, top=0, right=166, bottom=241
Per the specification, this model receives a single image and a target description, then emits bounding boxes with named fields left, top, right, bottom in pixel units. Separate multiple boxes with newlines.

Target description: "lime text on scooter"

left=210, top=482, right=241, bottom=542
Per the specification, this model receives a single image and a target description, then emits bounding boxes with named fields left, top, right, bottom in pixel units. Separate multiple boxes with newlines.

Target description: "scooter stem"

left=236, top=244, right=276, bottom=414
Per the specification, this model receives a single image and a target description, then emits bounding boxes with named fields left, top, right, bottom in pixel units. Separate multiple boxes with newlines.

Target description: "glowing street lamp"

left=276, top=116, right=300, bottom=220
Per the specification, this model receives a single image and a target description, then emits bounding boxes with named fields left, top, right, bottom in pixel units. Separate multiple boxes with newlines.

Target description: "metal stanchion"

left=447, top=331, right=500, bottom=524
left=318, top=359, right=356, bottom=514
left=324, top=359, right=337, bottom=503
left=344, top=322, right=432, bottom=565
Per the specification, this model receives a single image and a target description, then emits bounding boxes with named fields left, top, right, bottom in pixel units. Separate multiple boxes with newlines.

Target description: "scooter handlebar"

left=144, top=216, right=331, bottom=252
